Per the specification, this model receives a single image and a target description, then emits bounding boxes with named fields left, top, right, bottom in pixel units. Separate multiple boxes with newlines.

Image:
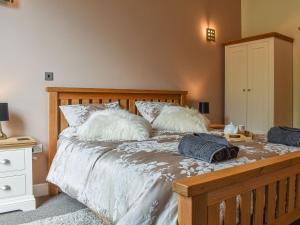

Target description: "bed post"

left=180, top=94, right=186, bottom=106
left=48, top=91, right=59, bottom=195
left=178, top=195, right=208, bottom=225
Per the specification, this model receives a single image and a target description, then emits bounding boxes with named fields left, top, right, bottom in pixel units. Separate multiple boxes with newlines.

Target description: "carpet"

left=0, top=194, right=104, bottom=225
left=20, top=209, right=103, bottom=225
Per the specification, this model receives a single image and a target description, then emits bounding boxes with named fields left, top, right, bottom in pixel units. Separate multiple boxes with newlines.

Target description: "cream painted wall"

left=0, top=0, right=241, bottom=183
left=242, top=0, right=300, bottom=127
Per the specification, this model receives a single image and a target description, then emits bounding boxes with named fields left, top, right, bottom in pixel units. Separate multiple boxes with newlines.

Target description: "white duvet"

left=47, top=129, right=296, bottom=225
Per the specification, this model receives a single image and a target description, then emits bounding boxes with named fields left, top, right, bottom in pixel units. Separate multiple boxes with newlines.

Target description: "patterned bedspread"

left=47, top=129, right=300, bottom=225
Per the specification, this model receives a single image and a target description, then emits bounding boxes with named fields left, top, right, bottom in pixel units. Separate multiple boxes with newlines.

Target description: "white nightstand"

left=0, top=136, right=37, bottom=213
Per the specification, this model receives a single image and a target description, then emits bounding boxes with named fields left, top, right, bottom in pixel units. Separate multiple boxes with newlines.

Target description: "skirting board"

left=33, top=183, right=49, bottom=197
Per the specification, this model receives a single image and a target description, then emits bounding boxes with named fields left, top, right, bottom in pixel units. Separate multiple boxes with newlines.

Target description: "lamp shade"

left=199, top=102, right=209, bottom=114
left=0, top=103, right=9, bottom=121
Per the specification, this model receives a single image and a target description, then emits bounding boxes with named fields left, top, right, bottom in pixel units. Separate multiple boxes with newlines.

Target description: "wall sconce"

left=0, top=0, right=14, bottom=3
left=206, top=28, right=216, bottom=42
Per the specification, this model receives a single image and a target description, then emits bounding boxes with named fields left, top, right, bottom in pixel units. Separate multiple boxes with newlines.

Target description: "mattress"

left=47, top=128, right=300, bottom=225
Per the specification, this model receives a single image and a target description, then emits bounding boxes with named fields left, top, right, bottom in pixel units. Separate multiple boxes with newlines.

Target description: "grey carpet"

left=0, top=194, right=94, bottom=225
left=20, top=209, right=103, bottom=225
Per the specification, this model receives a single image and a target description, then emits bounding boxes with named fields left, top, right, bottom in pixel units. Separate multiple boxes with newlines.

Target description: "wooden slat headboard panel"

left=47, top=87, right=187, bottom=195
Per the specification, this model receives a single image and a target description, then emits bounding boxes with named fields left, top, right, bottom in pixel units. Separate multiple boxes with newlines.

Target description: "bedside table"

left=0, top=136, right=37, bottom=213
left=209, top=124, right=225, bottom=130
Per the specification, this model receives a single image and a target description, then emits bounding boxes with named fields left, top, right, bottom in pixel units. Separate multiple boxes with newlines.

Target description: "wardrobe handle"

left=0, top=159, right=10, bottom=165
left=1, top=185, right=11, bottom=191
left=248, top=89, right=251, bottom=92
left=242, top=89, right=246, bottom=92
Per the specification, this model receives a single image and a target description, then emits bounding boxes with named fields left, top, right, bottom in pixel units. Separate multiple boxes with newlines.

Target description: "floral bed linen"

left=47, top=130, right=300, bottom=225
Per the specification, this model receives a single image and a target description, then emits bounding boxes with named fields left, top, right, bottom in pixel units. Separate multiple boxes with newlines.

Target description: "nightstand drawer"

left=0, top=150, right=25, bottom=173
left=0, top=175, right=26, bottom=199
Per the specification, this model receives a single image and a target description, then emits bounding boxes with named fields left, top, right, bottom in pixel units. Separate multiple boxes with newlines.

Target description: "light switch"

left=45, top=72, right=54, bottom=81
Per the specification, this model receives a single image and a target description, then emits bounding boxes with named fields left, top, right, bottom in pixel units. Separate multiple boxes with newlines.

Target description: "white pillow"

left=77, top=109, right=152, bottom=141
left=152, top=105, right=209, bottom=133
left=135, top=101, right=173, bottom=123
left=60, top=102, right=119, bottom=127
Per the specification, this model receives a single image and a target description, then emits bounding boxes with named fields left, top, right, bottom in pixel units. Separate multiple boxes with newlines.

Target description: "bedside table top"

left=209, top=124, right=225, bottom=130
left=0, top=136, right=37, bottom=149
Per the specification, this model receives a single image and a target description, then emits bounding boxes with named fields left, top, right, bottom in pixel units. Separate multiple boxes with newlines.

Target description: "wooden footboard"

left=173, top=151, right=300, bottom=225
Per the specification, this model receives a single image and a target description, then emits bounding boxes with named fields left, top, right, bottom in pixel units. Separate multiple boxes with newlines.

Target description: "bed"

left=47, top=87, right=300, bottom=225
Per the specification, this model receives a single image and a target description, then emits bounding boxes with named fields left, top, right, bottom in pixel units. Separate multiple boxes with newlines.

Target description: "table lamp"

left=199, top=102, right=209, bottom=114
left=0, top=103, right=9, bottom=140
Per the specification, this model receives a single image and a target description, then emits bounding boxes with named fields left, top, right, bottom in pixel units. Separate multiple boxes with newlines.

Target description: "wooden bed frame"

left=47, top=87, right=187, bottom=194
left=47, top=87, right=300, bottom=225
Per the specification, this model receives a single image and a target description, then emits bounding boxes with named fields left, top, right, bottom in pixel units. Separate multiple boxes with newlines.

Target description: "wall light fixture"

left=206, top=28, right=216, bottom=42
left=0, top=0, right=14, bottom=3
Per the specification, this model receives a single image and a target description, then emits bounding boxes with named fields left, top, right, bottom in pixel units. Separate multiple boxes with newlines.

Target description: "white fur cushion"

left=152, top=105, right=209, bottom=133
left=77, top=109, right=151, bottom=141
left=60, top=102, right=119, bottom=127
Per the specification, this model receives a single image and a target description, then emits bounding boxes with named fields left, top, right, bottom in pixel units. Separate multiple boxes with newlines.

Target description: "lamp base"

left=0, top=132, right=7, bottom=140
left=0, top=123, right=7, bottom=140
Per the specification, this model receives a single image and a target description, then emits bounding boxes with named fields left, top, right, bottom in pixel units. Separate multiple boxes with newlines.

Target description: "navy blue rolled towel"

left=267, top=127, right=300, bottom=147
left=178, top=133, right=239, bottom=163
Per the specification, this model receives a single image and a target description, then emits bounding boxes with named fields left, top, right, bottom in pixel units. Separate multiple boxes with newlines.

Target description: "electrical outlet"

left=32, top=144, right=43, bottom=154
left=45, top=72, right=54, bottom=81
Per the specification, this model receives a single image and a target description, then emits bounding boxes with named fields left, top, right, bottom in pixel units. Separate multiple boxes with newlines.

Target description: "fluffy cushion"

left=152, top=105, right=209, bottom=133
left=135, top=101, right=173, bottom=123
left=77, top=109, right=151, bottom=141
left=60, top=102, right=119, bottom=127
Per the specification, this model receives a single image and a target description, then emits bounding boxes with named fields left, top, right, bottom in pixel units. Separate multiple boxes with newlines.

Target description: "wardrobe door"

left=246, top=41, right=272, bottom=133
left=225, top=45, right=248, bottom=126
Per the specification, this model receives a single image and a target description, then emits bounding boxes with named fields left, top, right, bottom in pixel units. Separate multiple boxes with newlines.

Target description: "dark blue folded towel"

left=178, top=133, right=239, bottom=163
left=268, top=127, right=300, bottom=147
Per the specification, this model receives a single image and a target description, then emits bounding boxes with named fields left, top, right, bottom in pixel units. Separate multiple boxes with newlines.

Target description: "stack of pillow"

left=60, top=101, right=210, bottom=141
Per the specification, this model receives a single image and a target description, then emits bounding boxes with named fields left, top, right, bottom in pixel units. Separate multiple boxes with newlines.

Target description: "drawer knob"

left=0, top=159, right=10, bottom=165
left=1, top=185, right=11, bottom=191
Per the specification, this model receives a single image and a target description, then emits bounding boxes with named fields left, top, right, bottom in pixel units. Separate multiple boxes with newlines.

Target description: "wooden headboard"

left=47, top=87, right=187, bottom=195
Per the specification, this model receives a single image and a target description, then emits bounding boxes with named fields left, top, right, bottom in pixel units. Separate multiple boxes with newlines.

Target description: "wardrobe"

left=225, top=33, right=293, bottom=134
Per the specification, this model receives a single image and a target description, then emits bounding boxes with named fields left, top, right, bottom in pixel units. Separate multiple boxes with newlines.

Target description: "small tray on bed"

left=225, top=131, right=254, bottom=142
